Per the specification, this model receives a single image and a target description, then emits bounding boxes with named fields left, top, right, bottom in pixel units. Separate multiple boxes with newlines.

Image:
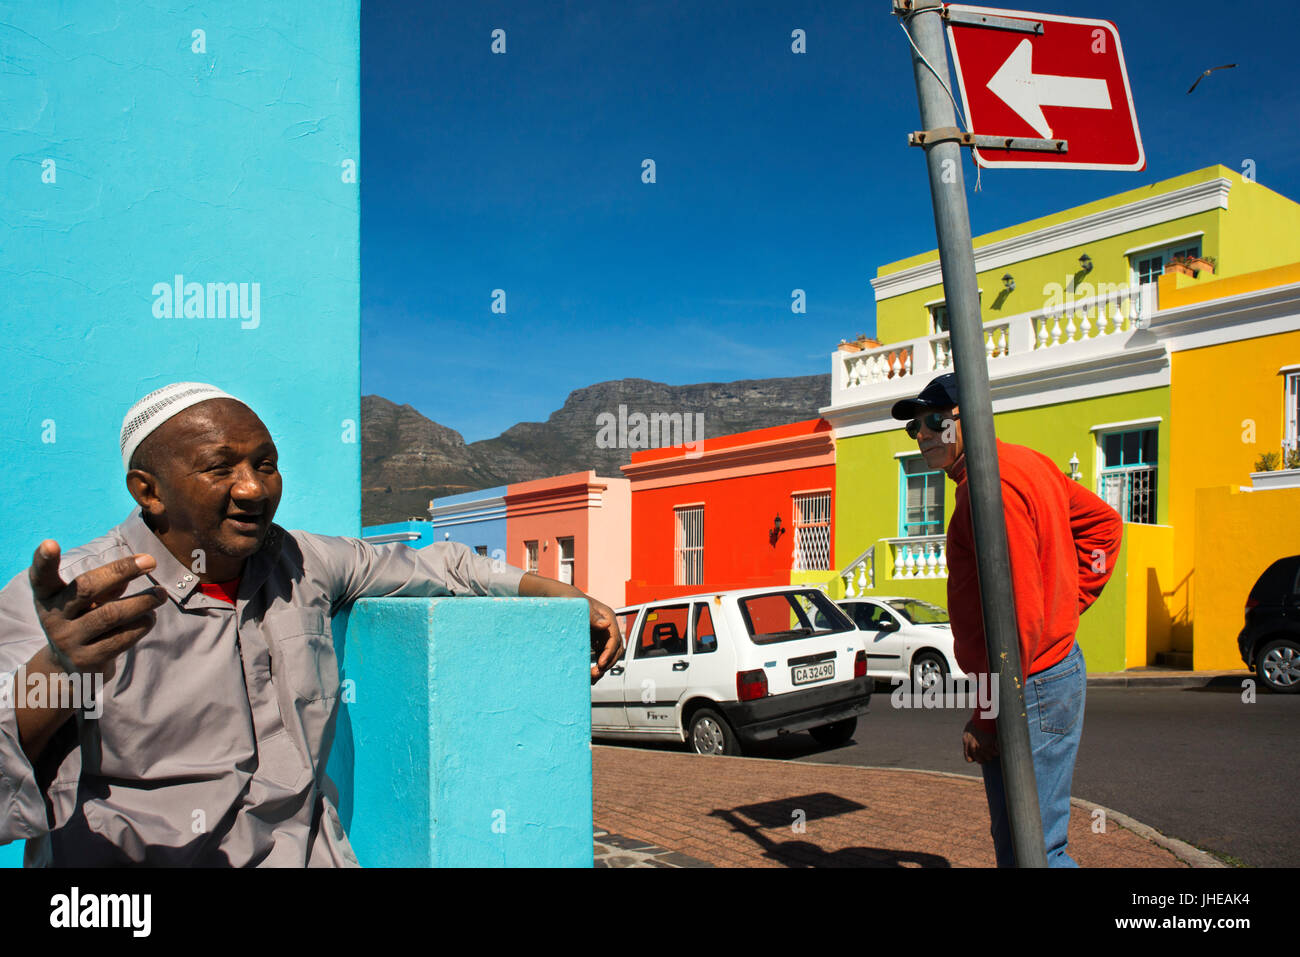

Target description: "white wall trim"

left=1148, top=280, right=1300, bottom=353
left=1090, top=417, right=1163, bottom=433
left=1279, top=364, right=1300, bottom=375
left=1121, top=232, right=1205, bottom=257
left=871, top=177, right=1232, bottom=302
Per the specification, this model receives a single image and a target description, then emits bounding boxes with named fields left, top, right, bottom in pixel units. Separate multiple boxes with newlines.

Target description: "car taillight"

left=854, top=650, right=867, bottom=679
left=736, top=669, right=768, bottom=702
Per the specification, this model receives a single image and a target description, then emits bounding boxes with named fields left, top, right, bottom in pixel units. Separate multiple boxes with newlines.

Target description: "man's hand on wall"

left=518, top=572, right=626, bottom=684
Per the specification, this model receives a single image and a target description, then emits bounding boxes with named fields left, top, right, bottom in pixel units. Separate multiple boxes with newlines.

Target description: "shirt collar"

left=118, top=508, right=285, bottom=606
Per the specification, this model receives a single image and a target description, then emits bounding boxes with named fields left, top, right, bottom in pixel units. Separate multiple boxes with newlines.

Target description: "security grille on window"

left=1286, top=371, right=1299, bottom=452
left=791, top=493, right=831, bottom=571
left=524, top=540, right=539, bottom=573
left=1097, top=428, right=1158, bottom=524
left=558, top=536, right=575, bottom=585
left=674, top=506, right=703, bottom=586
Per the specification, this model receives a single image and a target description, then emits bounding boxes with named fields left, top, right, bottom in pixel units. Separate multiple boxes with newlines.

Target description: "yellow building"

left=1158, top=264, right=1300, bottom=669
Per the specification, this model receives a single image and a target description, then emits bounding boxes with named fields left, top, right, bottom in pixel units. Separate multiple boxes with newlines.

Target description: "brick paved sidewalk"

left=594, top=745, right=1209, bottom=868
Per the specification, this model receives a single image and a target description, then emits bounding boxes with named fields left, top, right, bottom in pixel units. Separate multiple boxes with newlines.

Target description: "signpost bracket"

left=909, top=129, right=1068, bottom=153
left=943, top=7, right=1044, bottom=34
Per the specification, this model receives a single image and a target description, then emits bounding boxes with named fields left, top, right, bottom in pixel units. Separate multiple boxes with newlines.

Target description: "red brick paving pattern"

left=593, top=746, right=1187, bottom=868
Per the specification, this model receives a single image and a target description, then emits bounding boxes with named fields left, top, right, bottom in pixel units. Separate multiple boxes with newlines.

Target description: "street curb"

left=598, top=747, right=1221, bottom=868
left=1064, top=797, right=1227, bottom=869
left=1086, top=674, right=1248, bottom=689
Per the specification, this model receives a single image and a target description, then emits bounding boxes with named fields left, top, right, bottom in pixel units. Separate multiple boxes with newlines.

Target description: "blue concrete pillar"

left=326, top=597, right=594, bottom=867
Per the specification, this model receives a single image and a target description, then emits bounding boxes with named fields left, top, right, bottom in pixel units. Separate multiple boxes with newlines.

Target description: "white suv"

left=592, top=586, right=871, bottom=755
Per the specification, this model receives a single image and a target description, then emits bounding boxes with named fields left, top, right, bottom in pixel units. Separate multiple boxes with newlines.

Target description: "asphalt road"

left=738, top=680, right=1298, bottom=868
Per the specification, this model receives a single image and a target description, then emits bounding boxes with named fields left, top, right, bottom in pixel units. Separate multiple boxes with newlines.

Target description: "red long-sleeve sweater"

left=946, top=440, right=1123, bottom=733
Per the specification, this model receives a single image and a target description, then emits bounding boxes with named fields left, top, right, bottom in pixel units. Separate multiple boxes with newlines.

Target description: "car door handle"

left=672, top=661, right=689, bottom=671
left=609, top=666, right=624, bottom=676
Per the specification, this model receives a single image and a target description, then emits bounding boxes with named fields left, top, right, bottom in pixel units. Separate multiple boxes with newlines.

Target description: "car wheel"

left=809, top=717, right=857, bottom=747
left=688, top=708, right=742, bottom=756
left=1257, top=637, right=1300, bottom=694
left=911, top=650, right=948, bottom=690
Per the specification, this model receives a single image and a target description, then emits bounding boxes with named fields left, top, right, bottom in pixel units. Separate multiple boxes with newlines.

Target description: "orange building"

left=622, top=419, right=836, bottom=605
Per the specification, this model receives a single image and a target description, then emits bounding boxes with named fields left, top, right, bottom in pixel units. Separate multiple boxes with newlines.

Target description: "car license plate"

left=792, top=661, right=835, bottom=685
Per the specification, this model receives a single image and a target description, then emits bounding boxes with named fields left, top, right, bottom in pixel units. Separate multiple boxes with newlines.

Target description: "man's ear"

left=126, top=469, right=166, bottom=517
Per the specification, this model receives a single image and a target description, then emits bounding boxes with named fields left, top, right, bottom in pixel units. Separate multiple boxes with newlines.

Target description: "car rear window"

left=738, top=590, right=854, bottom=644
left=1251, top=556, right=1300, bottom=601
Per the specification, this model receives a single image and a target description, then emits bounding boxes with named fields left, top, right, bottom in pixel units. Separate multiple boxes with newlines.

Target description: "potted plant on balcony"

left=1250, top=448, right=1300, bottom=490
left=1167, top=253, right=1216, bottom=278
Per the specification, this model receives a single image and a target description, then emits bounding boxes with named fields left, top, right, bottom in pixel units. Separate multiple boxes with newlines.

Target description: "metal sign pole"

left=894, top=0, right=1048, bottom=868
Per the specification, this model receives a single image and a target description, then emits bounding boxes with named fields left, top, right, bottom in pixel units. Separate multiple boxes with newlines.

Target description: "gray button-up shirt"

left=0, top=509, right=525, bottom=866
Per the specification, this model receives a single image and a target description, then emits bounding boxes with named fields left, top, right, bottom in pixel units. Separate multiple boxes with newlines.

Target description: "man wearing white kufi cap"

left=0, top=382, right=625, bottom=867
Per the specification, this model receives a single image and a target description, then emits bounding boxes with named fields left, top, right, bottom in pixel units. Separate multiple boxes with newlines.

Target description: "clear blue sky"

left=361, top=0, right=1300, bottom=442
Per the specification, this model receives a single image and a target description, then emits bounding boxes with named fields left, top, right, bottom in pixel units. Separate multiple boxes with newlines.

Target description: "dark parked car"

left=1239, top=555, right=1300, bottom=694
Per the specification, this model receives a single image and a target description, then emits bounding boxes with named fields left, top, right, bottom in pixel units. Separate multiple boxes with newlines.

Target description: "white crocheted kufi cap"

left=119, top=382, right=242, bottom=470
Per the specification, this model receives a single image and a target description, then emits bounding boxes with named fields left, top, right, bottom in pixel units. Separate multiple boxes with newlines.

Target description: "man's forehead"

left=158, top=399, right=272, bottom=448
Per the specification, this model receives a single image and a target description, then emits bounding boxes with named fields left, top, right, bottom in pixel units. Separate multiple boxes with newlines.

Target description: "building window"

left=674, top=506, right=703, bottom=586
left=1097, top=427, right=1158, bottom=524
left=899, top=456, right=945, bottom=537
left=524, top=540, right=539, bottom=573
left=929, top=303, right=949, bottom=334
left=474, top=545, right=488, bottom=556
left=1285, top=371, right=1299, bottom=453
left=557, top=536, right=575, bottom=585
left=1131, top=240, right=1201, bottom=287
left=791, top=492, right=831, bottom=571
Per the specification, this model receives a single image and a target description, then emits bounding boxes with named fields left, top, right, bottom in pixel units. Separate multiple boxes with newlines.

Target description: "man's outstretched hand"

left=28, top=540, right=166, bottom=681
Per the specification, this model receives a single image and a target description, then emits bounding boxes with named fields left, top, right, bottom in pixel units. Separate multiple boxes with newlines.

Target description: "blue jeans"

left=980, top=642, right=1086, bottom=867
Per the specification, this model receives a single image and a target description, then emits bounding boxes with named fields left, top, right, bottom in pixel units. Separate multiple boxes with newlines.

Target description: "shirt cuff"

left=0, top=672, right=50, bottom=845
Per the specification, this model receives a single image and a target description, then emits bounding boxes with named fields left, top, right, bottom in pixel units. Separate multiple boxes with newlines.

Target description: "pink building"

left=505, top=471, right=631, bottom=608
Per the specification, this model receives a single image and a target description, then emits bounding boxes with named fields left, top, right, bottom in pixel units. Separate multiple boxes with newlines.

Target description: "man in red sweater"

left=891, top=373, right=1123, bottom=866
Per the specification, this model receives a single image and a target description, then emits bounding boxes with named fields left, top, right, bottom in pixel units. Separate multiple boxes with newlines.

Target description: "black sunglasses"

left=905, top=411, right=957, bottom=439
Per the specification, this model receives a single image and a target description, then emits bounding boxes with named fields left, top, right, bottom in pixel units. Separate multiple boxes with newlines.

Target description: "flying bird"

left=1187, top=64, right=1237, bottom=94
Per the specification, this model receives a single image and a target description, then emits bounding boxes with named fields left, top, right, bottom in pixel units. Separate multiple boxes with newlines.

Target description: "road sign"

left=945, top=4, right=1144, bottom=170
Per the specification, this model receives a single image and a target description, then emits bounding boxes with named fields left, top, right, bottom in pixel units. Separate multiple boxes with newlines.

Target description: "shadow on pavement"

left=709, top=801, right=952, bottom=868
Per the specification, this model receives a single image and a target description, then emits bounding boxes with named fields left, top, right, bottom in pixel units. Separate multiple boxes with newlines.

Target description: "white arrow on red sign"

left=987, top=38, right=1111, bottom=138
left=945, top=4, right=1144, bottom=170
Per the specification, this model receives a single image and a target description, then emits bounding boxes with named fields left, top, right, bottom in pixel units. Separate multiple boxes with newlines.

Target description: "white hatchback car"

left=592, top=586, right=871, bottom=755
left=831, top=596, right=967, bottom=689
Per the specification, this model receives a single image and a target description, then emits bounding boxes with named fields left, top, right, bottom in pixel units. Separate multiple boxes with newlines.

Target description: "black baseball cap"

left=890, top=372, right=960, bottom=420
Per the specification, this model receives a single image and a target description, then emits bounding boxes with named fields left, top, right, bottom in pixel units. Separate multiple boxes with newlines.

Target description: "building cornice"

left=1147, top=280, right=1300, bottom=353
left=430, top=495, right=507, bottom=526
left=871, top=177, right=1232, bottom=302
left=505, top=477, right=608, bottom=518
left=622, top=432, right=835, bottom=490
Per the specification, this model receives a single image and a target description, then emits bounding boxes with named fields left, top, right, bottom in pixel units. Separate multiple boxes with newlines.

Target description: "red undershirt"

left=197, top=577, right=241, bottom=605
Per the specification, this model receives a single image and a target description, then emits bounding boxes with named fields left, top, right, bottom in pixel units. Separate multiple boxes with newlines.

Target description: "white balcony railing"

left=838, top=546, right=875, bottom=596
left=883, top=535, right=948, bottom=579
left=835, top=284, right=1157, bottom=404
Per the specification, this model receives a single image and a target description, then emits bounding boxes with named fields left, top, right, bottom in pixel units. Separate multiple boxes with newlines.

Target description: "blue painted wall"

left=326, top=597, right=593, bottom=867
left=430, top=486, right=509, bottom=559
left=0, top=2, right=359, bottom=867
